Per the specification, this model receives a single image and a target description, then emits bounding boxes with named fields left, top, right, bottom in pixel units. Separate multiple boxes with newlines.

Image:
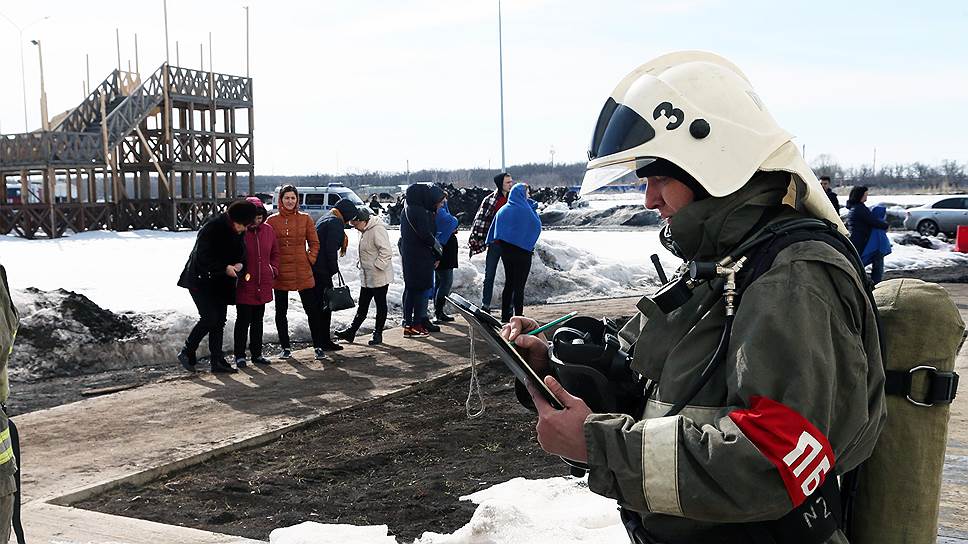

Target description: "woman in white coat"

left=335, top=208, right=394, bottom=345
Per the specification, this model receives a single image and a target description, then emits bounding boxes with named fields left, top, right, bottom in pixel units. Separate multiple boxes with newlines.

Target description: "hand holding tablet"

left=445, top=294, right=565, bottom=410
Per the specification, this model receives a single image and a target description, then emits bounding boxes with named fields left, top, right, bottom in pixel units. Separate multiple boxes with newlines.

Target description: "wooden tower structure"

left=0, top=63, right=254, bottom=238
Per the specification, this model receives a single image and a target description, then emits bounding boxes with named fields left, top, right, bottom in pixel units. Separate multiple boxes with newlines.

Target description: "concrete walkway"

left=17, top=288, right=968, bottom=543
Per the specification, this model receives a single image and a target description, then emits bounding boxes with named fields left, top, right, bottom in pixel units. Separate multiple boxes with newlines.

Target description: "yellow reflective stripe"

left=0, top=428, right=12, bottom=465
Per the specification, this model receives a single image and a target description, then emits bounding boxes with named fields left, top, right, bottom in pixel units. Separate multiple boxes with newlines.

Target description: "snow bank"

left=1, top=229, right=666, bottom=377
left=3, top=221, right=966, bottom=378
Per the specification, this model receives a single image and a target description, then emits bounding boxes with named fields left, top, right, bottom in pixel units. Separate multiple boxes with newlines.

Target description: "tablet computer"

left=445, top=293, right=564, bottom=410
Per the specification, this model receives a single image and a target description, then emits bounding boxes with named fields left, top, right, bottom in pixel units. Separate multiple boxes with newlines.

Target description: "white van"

left=273, top=183, right=365, bottom=221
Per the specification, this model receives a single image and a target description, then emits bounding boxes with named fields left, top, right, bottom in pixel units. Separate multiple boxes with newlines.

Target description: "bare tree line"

left=812, top=154, right=966, bottom=193
left=251, top=157, right=967, bottom=195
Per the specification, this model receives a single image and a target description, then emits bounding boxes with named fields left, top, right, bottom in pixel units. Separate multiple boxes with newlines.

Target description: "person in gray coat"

left=336, top=208, right=394, bottom=345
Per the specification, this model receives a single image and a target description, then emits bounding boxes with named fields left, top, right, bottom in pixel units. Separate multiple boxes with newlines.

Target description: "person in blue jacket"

left=485, top=182, right=541, bottom=322
left=861, top=204, right=892, bottom=284
left=433, top=197, right=460, bottom=322
left=846, top=186, right=890, bottom=284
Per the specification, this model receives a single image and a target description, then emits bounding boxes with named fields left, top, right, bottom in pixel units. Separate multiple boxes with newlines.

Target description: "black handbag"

left=324, top=271, right=355, bottom=311
left=432, top=238, right=444, bottom=260
left=405, top=208, right=443, bottom=259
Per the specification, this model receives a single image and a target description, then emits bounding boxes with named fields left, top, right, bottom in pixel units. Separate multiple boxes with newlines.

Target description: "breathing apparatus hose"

left=663, top=315, right=734, bottom=418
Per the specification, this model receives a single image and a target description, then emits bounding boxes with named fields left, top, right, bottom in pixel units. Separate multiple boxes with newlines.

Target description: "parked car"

left=272, top=183, right=365, bottom=221
left=902, top=195, right=968, bottom=237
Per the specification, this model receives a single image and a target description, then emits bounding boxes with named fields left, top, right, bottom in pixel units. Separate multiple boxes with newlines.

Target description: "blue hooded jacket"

left=435, top=201, right=458, bottom=246
left=485, top=183, right=541, bottom=252
left=861, top=205, right=892, bottom=265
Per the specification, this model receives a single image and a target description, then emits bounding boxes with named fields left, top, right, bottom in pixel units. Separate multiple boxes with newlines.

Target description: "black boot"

left=320, top=339, right=343, bottom=351
left=421, top=318, right=441, bottom=333
left=211, top=357, right=238, bottom=374
left=435, top=310, right=455, bottom=322
left=177, top=348, right=197, bottom=372
left=334, top=327, right=357, bottom=343
left=368, top=331, right=383, bottom=345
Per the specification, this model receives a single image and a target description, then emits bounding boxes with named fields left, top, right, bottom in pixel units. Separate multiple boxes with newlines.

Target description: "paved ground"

left=17, top=287, right=968, bottom=543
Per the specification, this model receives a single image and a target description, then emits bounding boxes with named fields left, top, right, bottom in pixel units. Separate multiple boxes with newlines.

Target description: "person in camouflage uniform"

left=503, top=52, right=886, bottom=543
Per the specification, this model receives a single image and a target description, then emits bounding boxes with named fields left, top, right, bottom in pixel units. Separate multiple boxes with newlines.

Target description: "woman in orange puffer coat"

left=265, top=185, right=325, bottom=359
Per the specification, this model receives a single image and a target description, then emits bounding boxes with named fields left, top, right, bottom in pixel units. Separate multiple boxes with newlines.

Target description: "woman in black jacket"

left=845, top=185, right=889, bottom=283
left=312, top=198, right=360, bottom=357
left=399, top=184, right=445, bottom=337
left=177, top=200, right=259, bottom=373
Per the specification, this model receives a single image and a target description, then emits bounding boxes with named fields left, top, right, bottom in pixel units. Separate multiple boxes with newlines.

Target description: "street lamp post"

left=30, top=39, right=50, bottom=131
left=497, top=0, right=506, bottom=171
left=0, top=13, right=49, bottom=132
left=244, top=6, right=250, bottom=78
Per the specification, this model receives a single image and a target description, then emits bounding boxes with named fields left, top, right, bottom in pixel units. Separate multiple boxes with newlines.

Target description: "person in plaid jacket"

left=468, top=172, right=514, bottom=312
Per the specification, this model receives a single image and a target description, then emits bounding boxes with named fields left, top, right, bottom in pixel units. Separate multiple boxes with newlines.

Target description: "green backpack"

left=850, top=279, right=965, bottom=543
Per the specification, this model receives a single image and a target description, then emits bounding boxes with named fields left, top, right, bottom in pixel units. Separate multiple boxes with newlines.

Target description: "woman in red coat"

left=234, top=197, right=280, bottom=366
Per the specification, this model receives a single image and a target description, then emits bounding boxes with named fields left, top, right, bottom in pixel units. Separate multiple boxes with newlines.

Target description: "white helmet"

left=581, top=50, right=844, bottom=232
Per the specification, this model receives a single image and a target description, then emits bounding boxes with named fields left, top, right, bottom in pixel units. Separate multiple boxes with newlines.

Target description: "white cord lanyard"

left=465, top=327, right=485, bottom=419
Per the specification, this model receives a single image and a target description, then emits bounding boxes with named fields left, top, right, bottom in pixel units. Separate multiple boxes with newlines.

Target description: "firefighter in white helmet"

left=504, top=51, right=886, bottom=543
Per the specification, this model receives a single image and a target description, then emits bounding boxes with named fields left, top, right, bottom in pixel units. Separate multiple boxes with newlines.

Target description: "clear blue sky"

left=1, top=0, right=965, bottom=175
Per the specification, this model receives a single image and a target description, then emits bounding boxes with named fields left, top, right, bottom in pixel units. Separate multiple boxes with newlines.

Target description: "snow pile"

left=3, top=220, right=966, bottom=377
left=539, top=204, right=660, bottom=228
left=886, top=232, right=968, bottom=270
left=270, top=521, right=398, bottom=544
left=268, top=477, right=626, bottom=544
left=9, top=288, right=139, bottom=380
left=415, top=477, right=625, bottom=544
left=1, top=229, right=665, bottom=375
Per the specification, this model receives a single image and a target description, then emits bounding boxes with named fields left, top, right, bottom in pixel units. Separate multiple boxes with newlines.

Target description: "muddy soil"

left=77, top=359, right=567, bottom=542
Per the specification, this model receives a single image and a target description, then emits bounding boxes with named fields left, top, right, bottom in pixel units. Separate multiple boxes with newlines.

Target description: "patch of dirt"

left=76, top=360, right=567, bottom=542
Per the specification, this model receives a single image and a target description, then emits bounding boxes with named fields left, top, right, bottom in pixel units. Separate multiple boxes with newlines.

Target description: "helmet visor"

left=588, top=99, right=656, bottom=161
left=579, top=158, right=655, bottom=196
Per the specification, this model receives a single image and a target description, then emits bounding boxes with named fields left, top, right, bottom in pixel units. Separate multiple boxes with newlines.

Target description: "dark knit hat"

left=636, top=158, right=709, bottom=200
left=334, top=198, right=360, bottom=223
left=227, top=200, right=260, bottom=226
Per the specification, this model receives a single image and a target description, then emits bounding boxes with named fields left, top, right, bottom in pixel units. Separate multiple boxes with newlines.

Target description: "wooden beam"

left=134, top=126, right=171, bottom=195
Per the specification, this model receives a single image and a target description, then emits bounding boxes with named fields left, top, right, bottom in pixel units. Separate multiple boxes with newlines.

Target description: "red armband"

left=728, top=396, right=834, bottom=507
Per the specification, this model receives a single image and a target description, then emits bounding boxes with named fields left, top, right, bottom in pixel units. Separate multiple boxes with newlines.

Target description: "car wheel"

left=917, top=219, right=939, bottom=237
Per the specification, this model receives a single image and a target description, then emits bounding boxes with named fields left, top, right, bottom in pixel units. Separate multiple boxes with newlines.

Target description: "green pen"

left=525, top=311, right=578, bottom=336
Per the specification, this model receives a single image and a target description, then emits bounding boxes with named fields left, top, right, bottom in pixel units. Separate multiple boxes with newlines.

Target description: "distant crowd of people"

left=175, top=175, right=542, bottom=372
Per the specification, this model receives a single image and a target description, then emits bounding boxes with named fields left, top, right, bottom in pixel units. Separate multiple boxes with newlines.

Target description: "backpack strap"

left=884, top=365, right=959, bottom=406
left=729, top=219, right=884, bottom=541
